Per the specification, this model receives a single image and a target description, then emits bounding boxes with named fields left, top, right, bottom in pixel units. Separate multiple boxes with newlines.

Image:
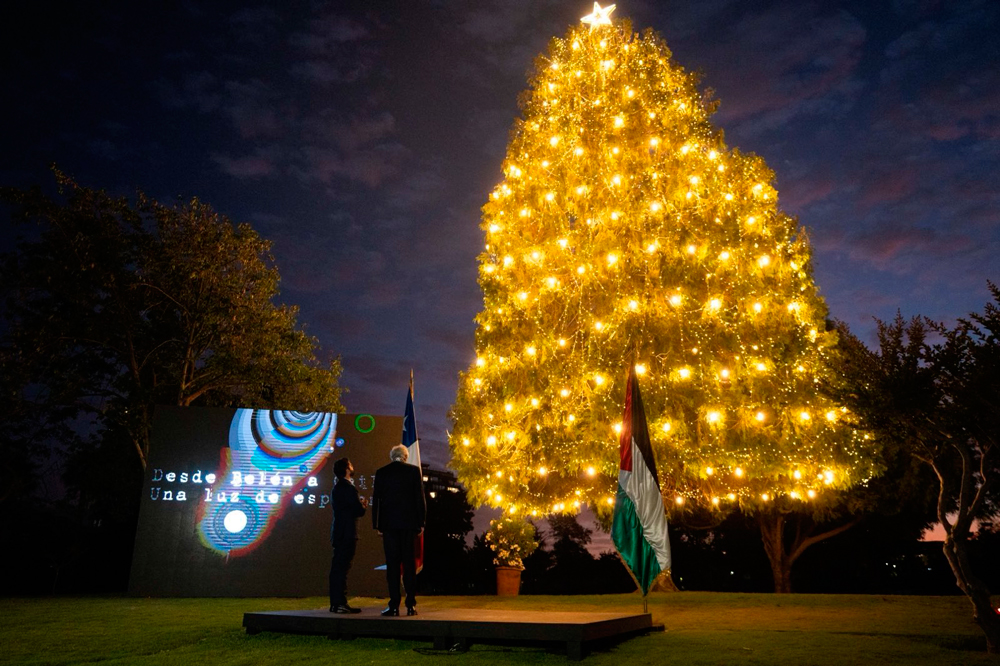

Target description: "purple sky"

left=3, top=0, right=998, bottom=483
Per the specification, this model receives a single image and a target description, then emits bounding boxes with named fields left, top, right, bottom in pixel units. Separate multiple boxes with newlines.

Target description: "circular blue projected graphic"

left=335, top=437, right=346, bottom=448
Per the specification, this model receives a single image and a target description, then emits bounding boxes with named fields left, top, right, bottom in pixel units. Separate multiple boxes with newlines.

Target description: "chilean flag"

left=402, top=370, right=424, bottom=574
left=611, top=364, right=671, bottom=595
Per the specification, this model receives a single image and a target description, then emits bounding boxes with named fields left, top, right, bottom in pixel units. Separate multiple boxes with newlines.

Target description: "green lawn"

left=1, top=593, right=996, bottom=665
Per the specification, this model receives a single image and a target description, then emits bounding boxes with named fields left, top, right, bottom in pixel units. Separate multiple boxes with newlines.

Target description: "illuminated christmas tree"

left=449, top=4, right=876, bottom=563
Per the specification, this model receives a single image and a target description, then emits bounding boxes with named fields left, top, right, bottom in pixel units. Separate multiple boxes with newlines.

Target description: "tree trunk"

left=757, top=508, right=861, bottom=594
left=941, top=536, right=1000, bottom=654
left=757, top=510, right=793, bottom=593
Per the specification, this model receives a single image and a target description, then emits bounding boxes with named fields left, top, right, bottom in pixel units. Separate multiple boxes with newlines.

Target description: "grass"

left=1, top=593, right=996, bottom=665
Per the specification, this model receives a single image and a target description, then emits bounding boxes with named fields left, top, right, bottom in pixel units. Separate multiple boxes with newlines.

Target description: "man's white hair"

left=389, top=444, right=409, bottom=462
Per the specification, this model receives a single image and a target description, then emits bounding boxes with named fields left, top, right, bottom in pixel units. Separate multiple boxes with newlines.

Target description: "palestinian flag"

left=611, top=365, right=671, bottom=596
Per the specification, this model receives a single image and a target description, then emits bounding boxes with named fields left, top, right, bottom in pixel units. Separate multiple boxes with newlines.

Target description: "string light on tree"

left=449, top=4, right=876, bottom=522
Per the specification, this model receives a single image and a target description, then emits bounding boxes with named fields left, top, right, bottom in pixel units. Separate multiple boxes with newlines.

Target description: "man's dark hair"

left=333, top=457, right=351, bottom=479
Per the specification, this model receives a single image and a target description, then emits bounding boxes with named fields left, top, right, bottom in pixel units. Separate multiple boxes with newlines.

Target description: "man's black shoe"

left=406, top=607, right=417, bottom=616
left=381, top=606, right=399, bottom=616
left=331, top=604, right=361, bottom=614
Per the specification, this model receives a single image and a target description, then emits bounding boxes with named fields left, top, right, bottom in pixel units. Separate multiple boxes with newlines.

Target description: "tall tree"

left=449, top=7, right=877, bottom=591
left=1, top=170, right=344, bottom=495
left=834, top=288, right=1000, bottom=653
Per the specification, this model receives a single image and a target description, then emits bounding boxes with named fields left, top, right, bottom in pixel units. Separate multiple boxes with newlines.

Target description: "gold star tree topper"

left=581, top=2, right=616, bottom=29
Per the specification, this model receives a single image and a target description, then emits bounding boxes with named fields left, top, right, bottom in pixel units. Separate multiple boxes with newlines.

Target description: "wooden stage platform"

left=243, top=607, right=663, bottom=659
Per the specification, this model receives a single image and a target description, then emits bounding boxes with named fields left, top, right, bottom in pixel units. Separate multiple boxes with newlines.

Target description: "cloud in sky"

left=4, top=0, right=998, bottom=481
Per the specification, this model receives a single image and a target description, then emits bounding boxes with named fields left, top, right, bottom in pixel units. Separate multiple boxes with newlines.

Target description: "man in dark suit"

left=329, top=457, right=367, bottom=613
left=372, top=444, right=426, bottom=616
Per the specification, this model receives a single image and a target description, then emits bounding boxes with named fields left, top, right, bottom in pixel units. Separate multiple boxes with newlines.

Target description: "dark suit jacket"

left=330, top=478, right=366, bottom=544
left=372, top=460, right=426, bottom=532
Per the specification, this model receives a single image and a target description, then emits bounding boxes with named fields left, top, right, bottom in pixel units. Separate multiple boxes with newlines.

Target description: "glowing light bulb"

left=650, top=201, right=662, bottom=212
left=758, top=255, right=770, bottom=268
left=662, top=422, right=671, bottom=433
left=518, top=291, right=528, bottom=300
left=612, top=174, right=621, bottom=185
left=670, top=294, right=682, bottom=306
left=689, top=175, right=700, bottom=186
left=538, top=466, right=547, bottom=476
left=793, top=469, right=802, bottom=480
left=628, top=299, right=638, bottom=310
left=706, top=467, right=714, bottom=476
left=725, top=193, right=734, bottom=201
left=577, top=265, right=586, bottom=274
left=506, top=431, right=516, bottom=441
left=727, top=493, right=736, bottom=501
left=635, top=363, right=647, bottom=375
left=558, top=238, right=568, bottom=248
left=547, top=277, right=557, bottom=288
left=613, top=422, right=623, bottom=434
left=707, top=411, right=722, bottom=424
left=807, top=489, right=816, bottom=499
left=531, top=398, right=539, bottom=407
left=567, top=414, right=575, bottom=423
left=647, top=243, right=657, bottom=253
left=720, top=368, right=730, bottom=379
left=606, top=253, right=618, bottom=265
left=586, top=466, right=596, bottom=477
left=527, top=345, right=536, bottom=356
left=709, top=298, right=722, bottom=310
left=594, top=321, right=604, bottom=331
left=558, top=338, right=567, bottom=347
left=614, top=116, right=624, bottom=128
left=709, top=150, right=718, bottom=160
left=734, top=467, right=744, bottom=478
left=762, top=493, right=770, bottom=501
left=711, top=497, right=720, bottom=506
left=545, top=192, right=555, bottom=202
left=756, top=411, right=766, bottom=422
left=487, top=435, right=496, bottom=446
left=719, top=251, right=730, bottom=261
left=503, top=255, right=513, bottom=266
left=650, top=137, right=659, bottom=147
left=687, top=244, right=697, bottom=254
left=675, top=496, right=684, bottom=505
left=505, top=403, right=513, bottom=412
left=476, top=357, right=485, bottom=367
left=678, top=367, right=691, bottom=379
left=747, top=216, right=756, bottom=225
left=474, top=378, right=482, bottom=386
left=594, top=374, right=605, bottom=386
left=756, top=362, right=767, bottom=372
left=753, top=302, right=763, bottom=313
left=550, top=136, right=560, bottom=146
left=800, top=411, right=811, bottom=421
left=825, top=410, right=836, bottom=422
left=560, top=388, right=570, bottom=397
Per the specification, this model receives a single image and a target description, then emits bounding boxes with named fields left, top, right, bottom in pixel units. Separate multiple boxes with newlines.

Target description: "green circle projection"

left=354, top=414, right=375, bottom=433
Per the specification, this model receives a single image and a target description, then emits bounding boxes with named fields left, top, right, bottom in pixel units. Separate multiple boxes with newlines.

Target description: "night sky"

left=3, top=0, right=998, bottom=475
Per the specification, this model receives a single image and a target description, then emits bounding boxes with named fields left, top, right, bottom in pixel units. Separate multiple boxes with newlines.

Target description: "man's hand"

left=419, top=528, right=424, bottom=536
left=360, top=497, right=369, bottom=508
left=377, top=531, right=383, bottom=537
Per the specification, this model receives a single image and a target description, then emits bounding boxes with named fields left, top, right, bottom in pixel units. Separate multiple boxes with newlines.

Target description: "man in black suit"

left=372, top=444, right=426, bottom=616
left=329, top=457, right=367, bottom=613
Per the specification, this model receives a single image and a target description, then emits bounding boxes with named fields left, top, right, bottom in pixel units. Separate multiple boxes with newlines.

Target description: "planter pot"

left=496, top=566, right=523, bottom=596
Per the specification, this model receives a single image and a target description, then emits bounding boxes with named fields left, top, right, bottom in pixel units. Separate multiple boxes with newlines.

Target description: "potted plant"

left=485, top=517, right=538, bottom=596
